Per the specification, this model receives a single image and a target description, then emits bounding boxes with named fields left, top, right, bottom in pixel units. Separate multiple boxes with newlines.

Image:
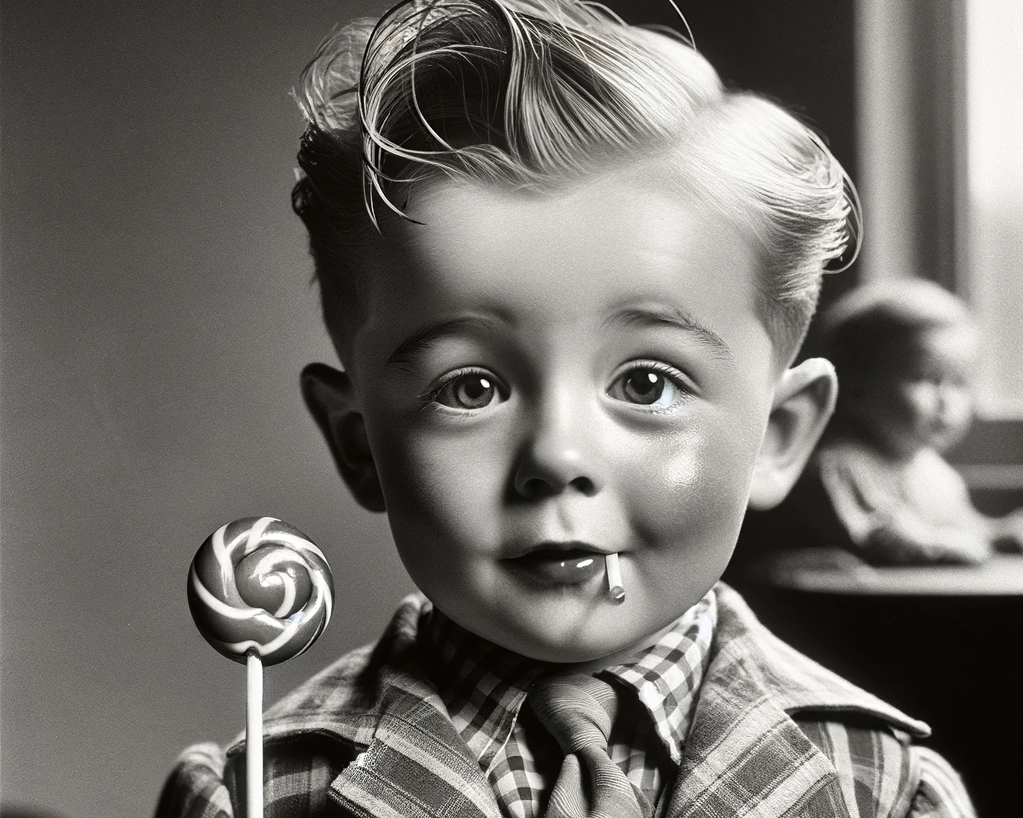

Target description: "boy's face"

left=856, top=325, right=978, bottom=457
left=339, top=165, right=784, bottom=663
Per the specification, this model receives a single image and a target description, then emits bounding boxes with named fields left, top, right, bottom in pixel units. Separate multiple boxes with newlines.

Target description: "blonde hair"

left=293, top=0, right=859, bottom=357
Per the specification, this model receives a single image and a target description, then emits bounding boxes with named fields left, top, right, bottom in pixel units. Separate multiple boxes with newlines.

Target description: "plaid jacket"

left=156, top=584, right=974, bottom=818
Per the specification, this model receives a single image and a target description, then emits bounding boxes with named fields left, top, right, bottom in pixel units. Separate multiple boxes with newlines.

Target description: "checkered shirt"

left=427, top=591, right=717, bottom=818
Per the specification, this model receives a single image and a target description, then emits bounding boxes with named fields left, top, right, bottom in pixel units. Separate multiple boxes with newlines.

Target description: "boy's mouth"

left=506, top=542, right=609, bottom=585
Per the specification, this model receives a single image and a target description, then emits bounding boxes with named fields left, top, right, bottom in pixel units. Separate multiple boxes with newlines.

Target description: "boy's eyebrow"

left=607, top=305, right=735, bottom=362
left=386, top=316, right=506, bottom=370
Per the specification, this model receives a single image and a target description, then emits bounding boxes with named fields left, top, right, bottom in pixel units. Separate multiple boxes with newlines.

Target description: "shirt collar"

left=425, top=606, right=542, bottom=769
left=426, top=589, right=717, bottom=770
left=601, top=590, right=716, bottom=765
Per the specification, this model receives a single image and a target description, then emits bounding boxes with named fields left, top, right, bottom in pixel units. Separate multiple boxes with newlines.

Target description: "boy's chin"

left=479, top=608, right=679, bottom=668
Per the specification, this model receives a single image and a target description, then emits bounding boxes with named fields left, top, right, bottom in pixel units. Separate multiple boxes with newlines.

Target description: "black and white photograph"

left=2, top=2, right=1020, bottom=817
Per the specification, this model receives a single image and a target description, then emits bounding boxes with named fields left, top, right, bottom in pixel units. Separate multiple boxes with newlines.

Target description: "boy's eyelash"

left=419, top=366, right=497, bottom=403
left=617, top=360, right=693, bottom=392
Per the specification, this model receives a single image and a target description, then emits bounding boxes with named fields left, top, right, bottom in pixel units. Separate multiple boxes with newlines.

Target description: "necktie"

left=529, top=673, right=651, bottom=818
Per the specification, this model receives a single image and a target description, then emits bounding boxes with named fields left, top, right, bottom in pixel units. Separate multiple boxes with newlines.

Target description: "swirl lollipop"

left=188, top=517, right=334, bottom=818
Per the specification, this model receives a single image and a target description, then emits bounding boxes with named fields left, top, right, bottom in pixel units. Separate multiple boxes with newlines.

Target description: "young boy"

left=157, top=1, right=974, bottom=816
left=811, top=279, right=1023, bottom=564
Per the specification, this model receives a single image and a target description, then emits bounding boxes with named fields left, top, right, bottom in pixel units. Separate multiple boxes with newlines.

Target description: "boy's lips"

left=504, top=541, right=612, bottom=586
left=502, top=539, right=612, bottom=559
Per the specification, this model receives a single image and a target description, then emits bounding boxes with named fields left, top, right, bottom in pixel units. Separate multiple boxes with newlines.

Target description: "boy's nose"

left=512, top=402, right=604, bottom=499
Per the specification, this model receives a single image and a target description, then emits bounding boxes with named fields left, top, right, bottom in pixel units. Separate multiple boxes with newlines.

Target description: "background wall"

left=1, top=4, right=410, bottom=816
left=0, top=2, right=856, bottom=816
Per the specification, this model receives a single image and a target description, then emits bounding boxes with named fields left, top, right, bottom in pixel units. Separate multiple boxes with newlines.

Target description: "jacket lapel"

left=327, top=674, right=502, bottom=818
left=664, top=585, right=927, bottom=818
left=665, top=662, right=849, bottom=818
left=252, top=594, right=501, bottom=818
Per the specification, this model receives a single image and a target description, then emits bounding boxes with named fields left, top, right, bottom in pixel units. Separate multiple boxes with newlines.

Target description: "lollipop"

left=188, top=517, right=334, bottom=818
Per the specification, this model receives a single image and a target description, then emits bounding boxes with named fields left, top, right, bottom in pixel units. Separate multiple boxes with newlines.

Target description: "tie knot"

left=529, top=673, right=620, bottom=754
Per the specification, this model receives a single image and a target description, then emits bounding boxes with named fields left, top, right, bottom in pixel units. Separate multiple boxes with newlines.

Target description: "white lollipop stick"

left=605, top=553, right=625, bottom=602
left=246, top=650, right=263, bottom=818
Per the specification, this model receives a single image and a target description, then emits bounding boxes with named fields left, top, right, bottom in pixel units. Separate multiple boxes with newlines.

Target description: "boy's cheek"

left=639, top=538, right=733, bottom=609
left=626, top=427, right=757, bottom=544
left=373, top=429, right=508, bottom=539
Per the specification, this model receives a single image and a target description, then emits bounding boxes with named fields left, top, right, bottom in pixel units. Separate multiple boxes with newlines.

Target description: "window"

left=965, top=0, right=1023, bottom=418
left=856, top=0, right=1022, bottom=421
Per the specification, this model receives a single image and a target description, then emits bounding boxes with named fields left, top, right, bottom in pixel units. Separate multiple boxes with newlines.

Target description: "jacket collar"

left=238, top=587, right=927, bottom=818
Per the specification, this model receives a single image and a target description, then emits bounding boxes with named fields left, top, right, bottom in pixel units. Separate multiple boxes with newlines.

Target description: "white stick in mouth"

left=605, top=553, right=625, bottom=602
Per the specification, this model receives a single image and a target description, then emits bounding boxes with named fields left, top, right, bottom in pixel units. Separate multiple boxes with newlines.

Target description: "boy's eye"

left=608, top=365, right=686, bottom=409
left=432, top=370, right=506, bottom=410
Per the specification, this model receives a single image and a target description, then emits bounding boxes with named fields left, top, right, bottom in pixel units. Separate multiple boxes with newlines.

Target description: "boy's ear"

left=748, top=357, right=837, bottom=511
left=301, top=362, right=386, bottom=513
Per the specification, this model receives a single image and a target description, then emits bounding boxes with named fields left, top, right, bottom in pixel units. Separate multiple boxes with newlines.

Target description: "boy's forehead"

left=395, top=171, right=667, bottom=258
left=365, top=168, right=764, bottom=339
